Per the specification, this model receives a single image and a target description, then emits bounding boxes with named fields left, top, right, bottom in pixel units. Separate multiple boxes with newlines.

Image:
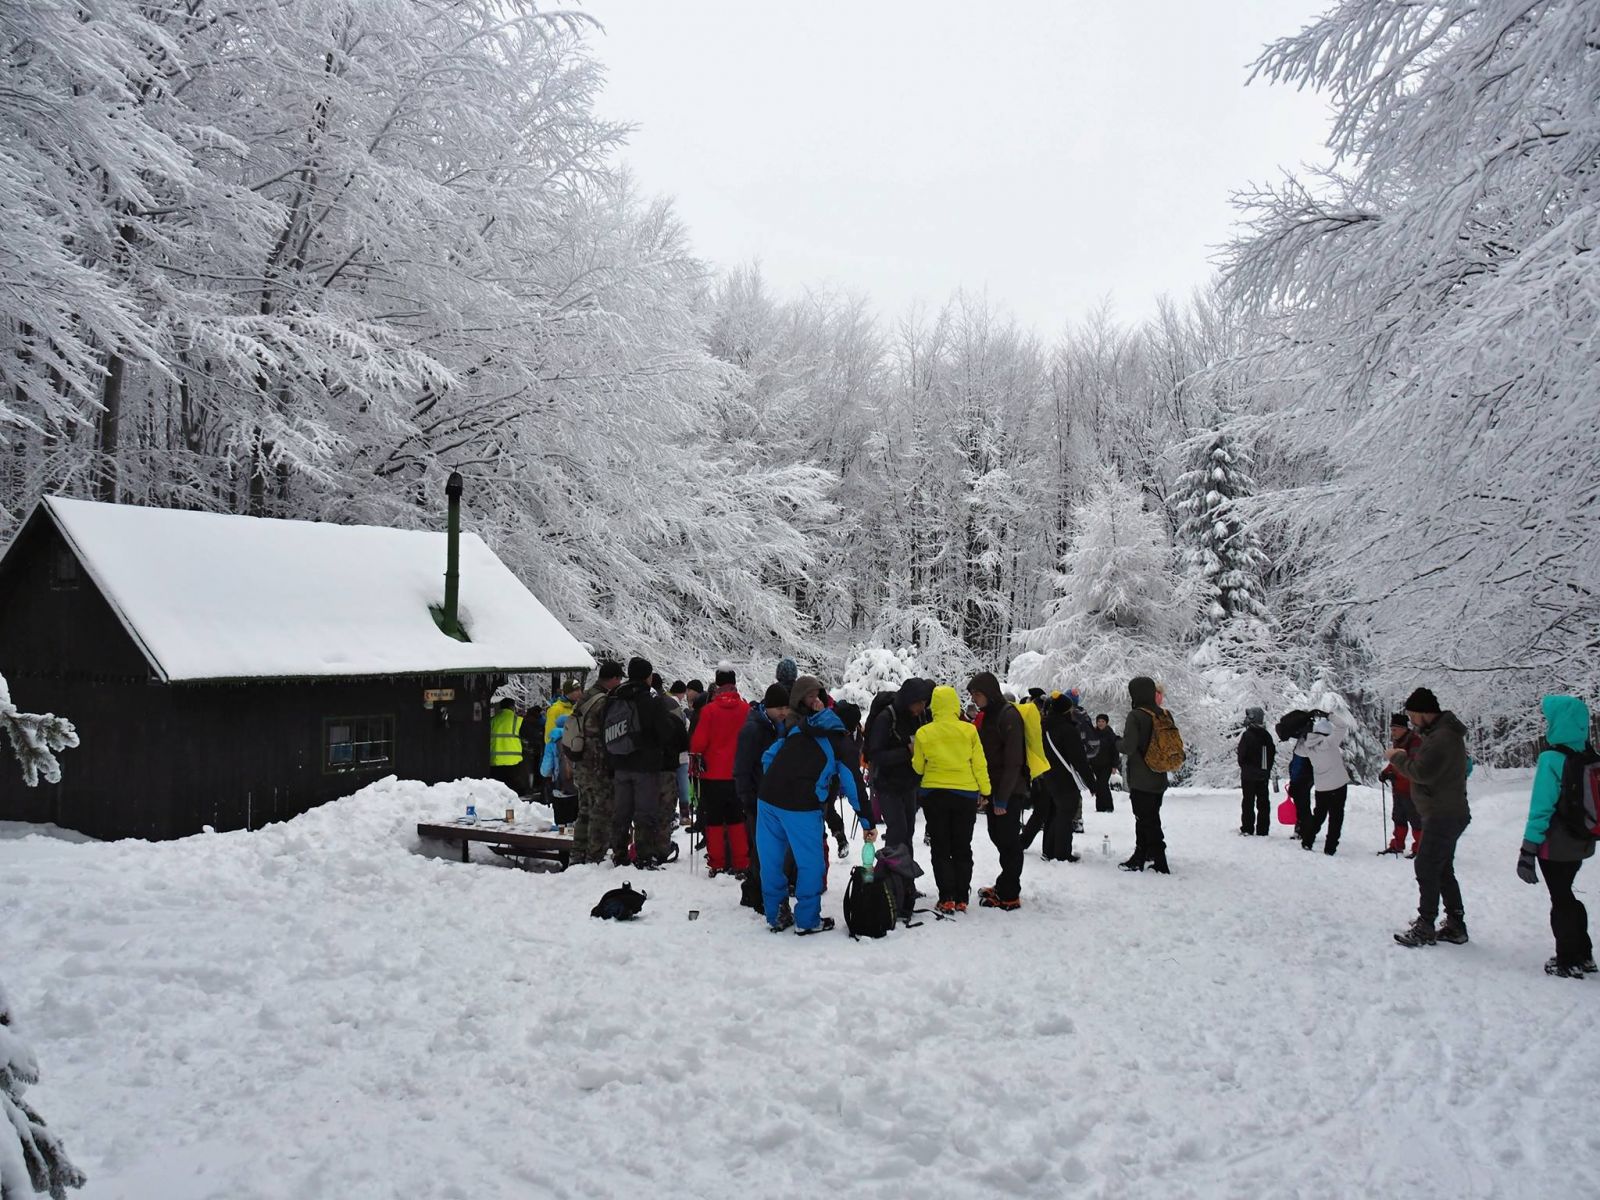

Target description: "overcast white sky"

left=582, top=1, right=1334, bottom=336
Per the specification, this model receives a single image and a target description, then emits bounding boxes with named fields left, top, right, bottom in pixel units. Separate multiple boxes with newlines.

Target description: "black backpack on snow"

left=843, top=867, right=897, bottom=938
left=1275, top=709, right=1314, bottom=743
left=590, top=882, right=648, bottom=920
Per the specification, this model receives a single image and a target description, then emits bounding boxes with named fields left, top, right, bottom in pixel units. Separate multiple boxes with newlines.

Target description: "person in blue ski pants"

left=756, top=675, right=872, bottom=933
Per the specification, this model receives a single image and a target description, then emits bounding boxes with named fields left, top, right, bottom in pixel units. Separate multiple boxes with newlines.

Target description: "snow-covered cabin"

left=0, top=495, right=593, bottom=840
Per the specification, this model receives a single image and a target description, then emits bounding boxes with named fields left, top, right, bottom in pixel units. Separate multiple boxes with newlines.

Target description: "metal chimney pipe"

left=442, top=471, right=464, bottom=640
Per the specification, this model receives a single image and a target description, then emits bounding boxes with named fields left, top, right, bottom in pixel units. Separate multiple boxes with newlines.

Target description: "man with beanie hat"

left=1090, top=714, right=1119, bottom=812
left=569, top=660, right=625, bottom=862
left=1117, top=676, right=1173, bottom=873
left=865, top=677, right=935, bottom=862
left=690, top=663, right=752, bottom=875
left=1237, top=708, right=1276, bottom=836
left=1378, top=713, right=1423, bottom=855
left=735, top=683, right=792, bottom=912
left=1388, top=687, right=1473, bottom=947
left=970, top=671, right=1029, bottom=908
left=604, top=657, right=688, bottom=868
left=756, top=676, right=870, bottom=934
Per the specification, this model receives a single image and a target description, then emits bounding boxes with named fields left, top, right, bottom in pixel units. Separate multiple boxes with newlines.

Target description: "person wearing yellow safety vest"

left=489, top=698, right=525, bottom=794
left=545, top=679, right=581, bottom=743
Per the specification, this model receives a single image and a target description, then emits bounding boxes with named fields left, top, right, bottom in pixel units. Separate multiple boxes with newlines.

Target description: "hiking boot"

left=767, top=903, right=794, bottom=933
left=835, top=835, right=849, bottom=860
left=1436, top=913, right=1469, bottom=945
left=935, top=900, right=957, bottom=916
left=954, top=901, right=968, bottom=913
left=1073, top=818, right=1085, bottom=834
left=1118, top=856, right=1146, bottom=873
left=1580, top=958, right=1598, bottom=974
left=978, top=887, right=1020, bottom=911
left=611, top=849, right=630, bottom=868
left=796, top=916, right=835, bottom=936
left=1545, top=957, right=1587, bottom=980
left=1394, top=918, right=1438, bottom=947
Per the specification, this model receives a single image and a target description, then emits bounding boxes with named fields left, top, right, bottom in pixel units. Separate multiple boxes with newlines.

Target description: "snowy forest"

left=3, top=0, right=1597, bottom=779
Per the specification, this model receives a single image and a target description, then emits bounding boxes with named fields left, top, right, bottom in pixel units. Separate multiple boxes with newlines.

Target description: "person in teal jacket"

left=1516, top=695, right=1596, bottom=978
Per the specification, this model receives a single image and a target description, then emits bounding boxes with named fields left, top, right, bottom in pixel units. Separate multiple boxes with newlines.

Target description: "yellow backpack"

left=1140, top=707, right=1186, bottom=774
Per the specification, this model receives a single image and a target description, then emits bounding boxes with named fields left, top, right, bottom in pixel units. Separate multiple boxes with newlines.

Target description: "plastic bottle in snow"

left=465, top=803, right=478, bottom=825
left=861, top=840, right=876, bottom=881
left=1101, top=834, right=1110, bottom=857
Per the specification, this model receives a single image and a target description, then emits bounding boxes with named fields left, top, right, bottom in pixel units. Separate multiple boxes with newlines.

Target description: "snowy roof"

left=24, top=496, right=594, bottom=683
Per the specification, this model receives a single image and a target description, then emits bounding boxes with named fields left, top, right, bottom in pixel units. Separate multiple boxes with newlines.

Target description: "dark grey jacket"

left=1118, top=676, right=1170, bottom=794
left=1390, top=711, right=1471, bottom=824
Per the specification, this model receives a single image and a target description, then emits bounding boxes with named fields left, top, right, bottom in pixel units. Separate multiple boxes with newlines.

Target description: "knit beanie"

left=1403, top=687, right=1441, bottom=714
left=627, top=656, right=653, bottom=683
left=1389, top=712, right=1409, bottom=728
left=762, top=683, right=790, bottom=709
left=1245, top=707, right=1265, bottom=726
left=775, top=657, right=799, bottom=688
left=789, top=674, right=824, bottom=711
left=598, top=659, right=625, bottom=682
left=714, top=659, right=737, bottom=687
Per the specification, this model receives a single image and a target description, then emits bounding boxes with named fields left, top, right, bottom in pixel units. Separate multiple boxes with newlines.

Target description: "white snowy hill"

left=2, top=773, right=1590, bottom=1199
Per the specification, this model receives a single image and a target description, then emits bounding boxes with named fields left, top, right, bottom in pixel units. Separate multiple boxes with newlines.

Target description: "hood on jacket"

left=929, top=685, right=962, bottom=722
left=806, top=706, right=846, bottom=735
left=834, top=700, right=862, bottom=734
left=1128, top=676, right=1158, bottom=708
left=1543, top=695, right=1591, bottom=753
left=896, top=677, right=935, bottom=711
left=1433, top=711, right=1468, bottom=738
left=709, top=688, right=747, bottom=713
left=968, top=672, right=1004, bottom=709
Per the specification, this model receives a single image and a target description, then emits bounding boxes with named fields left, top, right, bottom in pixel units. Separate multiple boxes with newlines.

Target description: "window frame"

left=322, top=714, right=396, bottom=775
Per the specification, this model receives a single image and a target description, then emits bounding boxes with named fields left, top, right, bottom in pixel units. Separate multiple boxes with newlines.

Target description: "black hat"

left=1096, top=713, right=1110, bottom=723
left=669, top=680, right=686, bottom=695
left=762, top=683, right=790, bottom=709
left=1026, top=687, right=1046, bottom=701
left=1389, top=711, right=1410, bottom=728
left=1403, top=687, right=1441, bottom=714
left=598, top=659, right=624, bottom=681
left=714, top=660, right=737, bottom=687
left=627, top=656, right=653, bottom=682
left=686, top=679, right=705, bottom=694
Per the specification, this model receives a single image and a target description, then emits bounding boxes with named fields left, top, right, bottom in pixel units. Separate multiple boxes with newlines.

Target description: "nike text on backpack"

left=1140, top=707, right=1186, bottom=773
left=602, top=694, right=642, bottom=756
left=1556, top=746, right=1600, bottom=840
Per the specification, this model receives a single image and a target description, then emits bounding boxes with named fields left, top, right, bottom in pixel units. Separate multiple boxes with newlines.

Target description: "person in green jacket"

left=1516, top=695, right=1597, bottom=979
left=912, top=685, right=990, bottom=914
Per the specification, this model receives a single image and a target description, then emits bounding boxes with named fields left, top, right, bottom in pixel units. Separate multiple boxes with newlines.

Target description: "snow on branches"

left=0, top=676, right=77, bottom=789
left=0, top=981, right=84, bottom=1199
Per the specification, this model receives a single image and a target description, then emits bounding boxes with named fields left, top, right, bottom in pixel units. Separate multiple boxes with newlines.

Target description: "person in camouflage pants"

left=570, top=660, right=623, bottom=864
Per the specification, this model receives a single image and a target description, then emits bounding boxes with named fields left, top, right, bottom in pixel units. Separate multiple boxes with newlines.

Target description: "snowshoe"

left=1545, top=958, right=1587, bottom=980
left=1394, top=918, right=1437, bottom=948
left=796, top=916, right=836, bottom=936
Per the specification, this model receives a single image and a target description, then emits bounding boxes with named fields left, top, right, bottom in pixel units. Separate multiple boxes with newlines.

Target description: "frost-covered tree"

left=1225, top=0, right=1600, bottom=735
left=1012, top=468, right=1190, bottom=715
left=1175, top=429, right=1270, bottom=640
left=834, top=645, right=925, bottom=708
left=0, top=676, right=76, bottom=789
left=0, top=981, right=83, bottom=1199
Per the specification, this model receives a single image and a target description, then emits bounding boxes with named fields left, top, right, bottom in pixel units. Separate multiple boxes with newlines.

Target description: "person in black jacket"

left=1237, top=707, right=1276, bottom=836
left=1088, top=714, right=1119, bottom=812
left=971, top=671, right=1029, bottom=909
left=734, top=684, right=790, bottom=911
left=605, top=656, right=688, bottom=867
left=865, top=678, right=934, bottom=862
left=829, top=701, right=864, bottom=858
left=1024, top=693, right=1096, bottom=861
left=756, top=676, right=872, bottom=934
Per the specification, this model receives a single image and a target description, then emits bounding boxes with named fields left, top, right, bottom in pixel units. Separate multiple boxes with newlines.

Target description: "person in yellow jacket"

left=489, top=698, right=525, bottom=794
left=544, top=679, right=581, bottom=742
left=912, top=685, right=990, bottom=914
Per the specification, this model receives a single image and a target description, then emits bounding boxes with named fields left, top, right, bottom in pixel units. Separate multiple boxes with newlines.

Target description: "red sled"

left=1277, top=796, right=1297, bottom=827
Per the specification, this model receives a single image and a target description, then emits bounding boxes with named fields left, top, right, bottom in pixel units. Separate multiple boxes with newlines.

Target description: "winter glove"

left=1516, top=840, right=1540, bottom=885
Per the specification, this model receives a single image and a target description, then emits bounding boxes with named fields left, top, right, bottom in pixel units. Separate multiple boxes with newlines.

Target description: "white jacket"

left=1300, top=717, right=1349, bottom=791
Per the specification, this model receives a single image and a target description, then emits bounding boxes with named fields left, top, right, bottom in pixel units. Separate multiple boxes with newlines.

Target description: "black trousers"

left=1540, top=857, right=1593, bottom=968
left=1129, top=789, right=1167, bottom=868
left=1304, top=785, right=1348, bottom=853
left=1241, top=779, right=1270, bottom=834
left=697, top=778, right=741, bottom=826
left=986, top=796, right=1026, bottom=901
left=1091, top=762, right=1116, bottom=812
left=1414, top=812, right=1469, bottom=922
left=922, top=789, right=978, bottom=904
left=874, top=781, right=918, bottom=856
left=1288, top=771, right=1314, bottom=839
left=1021, top=771, right=1077, bottom=860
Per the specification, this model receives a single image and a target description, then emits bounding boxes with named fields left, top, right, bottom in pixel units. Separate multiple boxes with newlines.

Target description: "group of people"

left=503, top=661, right=1597, bottom=975
left=1234, top=687, right=1596, bottom=979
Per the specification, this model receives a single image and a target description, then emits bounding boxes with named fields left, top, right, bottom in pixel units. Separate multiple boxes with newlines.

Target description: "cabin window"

left=324, top=716, right=394, bottom=773
left=50, top=547, right=81, bottom=590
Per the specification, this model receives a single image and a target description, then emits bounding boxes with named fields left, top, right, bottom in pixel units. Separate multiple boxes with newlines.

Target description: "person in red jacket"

left=689, top=666, right=752, bottom=875
left=1378, top=712, right=1423, bottom=856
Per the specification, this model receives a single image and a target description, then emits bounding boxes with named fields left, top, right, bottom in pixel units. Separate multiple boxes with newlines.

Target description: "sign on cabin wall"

left=422, top=688, right=457, bottom=708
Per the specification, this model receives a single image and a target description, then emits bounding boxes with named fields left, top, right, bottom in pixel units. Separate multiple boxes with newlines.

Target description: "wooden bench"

left=416, top=818, right=573, bottom=868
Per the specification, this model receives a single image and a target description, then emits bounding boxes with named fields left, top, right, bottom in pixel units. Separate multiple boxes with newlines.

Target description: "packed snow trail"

left=2, top=773, right=1593, bottom=1199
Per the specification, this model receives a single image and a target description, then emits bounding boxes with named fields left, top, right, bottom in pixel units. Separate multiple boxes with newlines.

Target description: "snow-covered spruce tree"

left=1225, top=0, right=1600, bottom=744
left=1012, top=468, right=1192, bottom=720
left=0, top=981, right=84, bottom=1199
left=1175, top=429, right=1270, bottom=641
left=834, top=645, right=925, bottom=709
left=0, top=676, right=76, bottom=789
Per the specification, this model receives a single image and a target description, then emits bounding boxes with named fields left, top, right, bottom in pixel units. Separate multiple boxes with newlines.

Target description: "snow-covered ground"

left=2, top=771, right=1593, bottom=1200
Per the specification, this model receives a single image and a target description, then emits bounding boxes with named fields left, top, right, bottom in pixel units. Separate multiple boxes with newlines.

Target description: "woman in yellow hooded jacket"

left=912, top=685, right=990, bottom=913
